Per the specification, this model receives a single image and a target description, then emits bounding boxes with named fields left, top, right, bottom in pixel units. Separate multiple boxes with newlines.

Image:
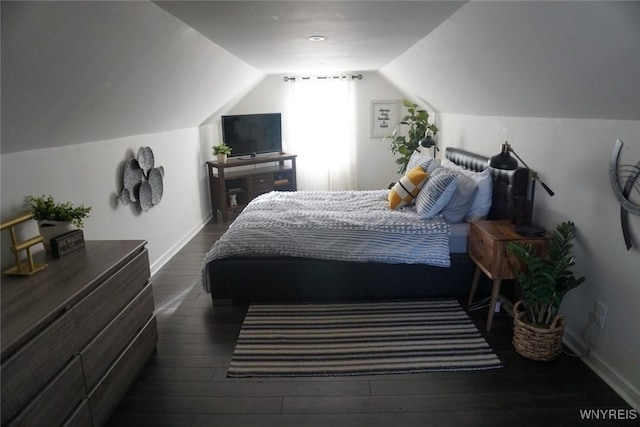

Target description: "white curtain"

left=286, top=78, right=356, bottom=191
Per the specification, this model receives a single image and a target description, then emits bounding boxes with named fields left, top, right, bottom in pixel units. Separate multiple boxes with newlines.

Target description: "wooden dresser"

left=1, top=240, right=157, bottom=426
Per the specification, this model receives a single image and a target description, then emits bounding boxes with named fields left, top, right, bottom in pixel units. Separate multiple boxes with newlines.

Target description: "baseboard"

left=149, top=213, right=213, bottom=276
left=564, top=328, right=640, bottom=411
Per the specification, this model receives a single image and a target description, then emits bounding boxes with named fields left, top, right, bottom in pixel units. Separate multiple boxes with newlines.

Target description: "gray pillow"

left=441, top=159, right=493, bottom=221
left=415, top=167, right=459, bottom=219
left=407, top=150, right=440, bottom=174
left=441, top=172, right=478, bottom=223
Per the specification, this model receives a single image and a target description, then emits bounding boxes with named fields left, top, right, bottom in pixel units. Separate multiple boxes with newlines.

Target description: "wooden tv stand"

left=206, top=153, right=297, bottom=222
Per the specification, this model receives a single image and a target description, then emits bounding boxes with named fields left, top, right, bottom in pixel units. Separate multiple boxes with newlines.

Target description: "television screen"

left=221, top=113, right=282, bottom=157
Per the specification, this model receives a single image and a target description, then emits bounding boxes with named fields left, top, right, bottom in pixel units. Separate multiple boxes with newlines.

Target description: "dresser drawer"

left=7, top=356, right=85, bottom=427
left=81, top=282, right=155, bottom=390
left=62, top=399, right=92, bottom=427
left=88, top=316, right=158, bottom=426
left=251, top=173, right=274, bottom=195
left=1, top=312, right=79, bottom=424
left=73, top=249, right=150, bottom=346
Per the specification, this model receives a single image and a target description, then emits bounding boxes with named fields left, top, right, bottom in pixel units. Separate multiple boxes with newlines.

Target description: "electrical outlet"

left=593, top=301, right=608, bottom=329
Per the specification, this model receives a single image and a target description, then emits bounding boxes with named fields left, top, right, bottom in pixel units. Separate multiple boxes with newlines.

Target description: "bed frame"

left=206, top=147, right=529, bottom=305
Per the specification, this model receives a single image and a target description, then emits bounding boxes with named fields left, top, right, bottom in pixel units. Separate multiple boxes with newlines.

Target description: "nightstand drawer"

left=469, top=224, right=497, bottom=275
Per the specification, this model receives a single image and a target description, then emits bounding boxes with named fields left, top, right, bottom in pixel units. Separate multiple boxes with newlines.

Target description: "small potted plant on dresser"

left=212, top=143, right=232, bottom=163
left=26, top=194, right=92, bottom=251
left=506, top=221, right=586, bottom=361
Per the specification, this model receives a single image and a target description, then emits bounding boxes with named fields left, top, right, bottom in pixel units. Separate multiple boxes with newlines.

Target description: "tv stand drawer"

left=251, top=173, right=275, bottom=195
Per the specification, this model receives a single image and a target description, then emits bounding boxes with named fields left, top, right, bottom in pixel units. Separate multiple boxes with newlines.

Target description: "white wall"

left=1, top=0, right=264, bottom=275
left=1, top=127, right=212, bottom=275
left=224, top=72, right=408, bottom=190
left=437, top=114, right=640, bottom=409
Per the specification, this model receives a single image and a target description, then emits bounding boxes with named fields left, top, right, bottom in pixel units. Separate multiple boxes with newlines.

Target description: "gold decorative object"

left=1, top=212, right=47, bottom=275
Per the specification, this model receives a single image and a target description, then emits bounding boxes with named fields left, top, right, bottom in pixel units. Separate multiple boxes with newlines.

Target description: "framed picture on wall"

left=370, top=100, right=400, bottom=138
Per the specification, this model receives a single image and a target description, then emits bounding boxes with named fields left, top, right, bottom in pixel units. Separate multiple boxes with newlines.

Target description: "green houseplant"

left=386, top=99, right=439, bottom=174
left=26, top=195, right=92, bottom=250
left=506, top=221, right=585, bottom=361
left=212, top=143, right=232, bottom=162
left=26, top=195, right=92, bottom=229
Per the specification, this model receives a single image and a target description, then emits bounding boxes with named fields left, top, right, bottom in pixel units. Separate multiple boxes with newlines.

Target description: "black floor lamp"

left=489, top=141, right=555, bottom=236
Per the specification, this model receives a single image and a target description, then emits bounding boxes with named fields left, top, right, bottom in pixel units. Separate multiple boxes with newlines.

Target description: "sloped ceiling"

left=2, top=1, right=638, bottom=155
left=382, top=1, right=640, bottom=120
left=0, top=1, right=264, bottom=154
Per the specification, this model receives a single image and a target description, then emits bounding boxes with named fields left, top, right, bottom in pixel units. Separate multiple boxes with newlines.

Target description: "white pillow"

left=415, top=167, right=459, bottom=219
left=441, top=159, right=493, bottom=221
left=441, top=172, right=478, bottom=223
left=407, top=150, right=440, bottom=174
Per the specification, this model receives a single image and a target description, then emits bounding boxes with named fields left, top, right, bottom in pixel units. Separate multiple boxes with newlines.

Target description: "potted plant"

left=212, top=143, right=232, bottom=163
left=386, top=99, right=439, bottom=174
left=506, top=221, right=586, bottom=361
left=26, top=195, right=92, bottom=251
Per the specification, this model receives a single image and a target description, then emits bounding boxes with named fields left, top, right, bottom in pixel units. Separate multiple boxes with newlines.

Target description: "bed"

left=202, top=147, right=529, bottom=305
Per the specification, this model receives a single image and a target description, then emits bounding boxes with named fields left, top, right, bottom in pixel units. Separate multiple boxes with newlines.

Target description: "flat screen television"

left=221, top=113, right=282, bottom=157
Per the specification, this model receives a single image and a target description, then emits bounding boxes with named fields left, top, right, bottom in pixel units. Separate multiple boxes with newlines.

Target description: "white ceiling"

left=154, top=1, right=466, bottom=74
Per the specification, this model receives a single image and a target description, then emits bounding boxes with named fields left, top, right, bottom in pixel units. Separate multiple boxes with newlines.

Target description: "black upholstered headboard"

left=445, top=147, right=529, bottom=220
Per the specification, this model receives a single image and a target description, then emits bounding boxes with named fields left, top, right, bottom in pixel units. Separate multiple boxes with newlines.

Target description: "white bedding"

left=201, top=190, right=452, bottom=293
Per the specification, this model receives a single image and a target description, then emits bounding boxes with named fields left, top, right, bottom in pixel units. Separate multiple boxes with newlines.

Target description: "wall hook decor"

left=609, top=139, right=640, bottom=250
left=118, top=147, right=164, bottom=212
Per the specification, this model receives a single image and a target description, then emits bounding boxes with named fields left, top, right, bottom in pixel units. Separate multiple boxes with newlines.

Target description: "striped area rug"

left=227, top=299, right=502, bottom=377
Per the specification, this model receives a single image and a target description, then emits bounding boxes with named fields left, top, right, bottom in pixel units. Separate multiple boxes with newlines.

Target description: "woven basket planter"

left=512, top=300, right=565, bottom=362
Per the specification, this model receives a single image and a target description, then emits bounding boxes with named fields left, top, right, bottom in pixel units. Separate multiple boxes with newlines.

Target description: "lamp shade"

left=419, top=135, right=436, bottom=148
left=489, top=142, right=518, bottom=170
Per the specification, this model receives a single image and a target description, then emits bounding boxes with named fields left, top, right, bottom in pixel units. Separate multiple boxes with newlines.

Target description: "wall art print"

left=370, top=100, right=400, bottom=138
left=118, top=147, right=164, bottom=212
left=609, top=139, right=640, bottom=250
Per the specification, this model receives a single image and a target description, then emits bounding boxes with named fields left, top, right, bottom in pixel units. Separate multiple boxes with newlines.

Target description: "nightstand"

left=468, top=220, right=550, bottom=331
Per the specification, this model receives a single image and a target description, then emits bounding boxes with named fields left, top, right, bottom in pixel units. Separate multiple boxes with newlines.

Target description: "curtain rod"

left=283, top=73, right=363, bottom=82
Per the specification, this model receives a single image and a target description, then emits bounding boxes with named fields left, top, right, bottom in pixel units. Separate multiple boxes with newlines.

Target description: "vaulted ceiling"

left=2, top=1, right=638, bottom=154
left=153, top=1, right=466, bottom=74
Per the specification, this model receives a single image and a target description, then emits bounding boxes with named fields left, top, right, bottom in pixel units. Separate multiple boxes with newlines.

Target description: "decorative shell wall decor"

left=609, top=139, right=640, bottom=250
left=119, top=147, right=164, bottom=211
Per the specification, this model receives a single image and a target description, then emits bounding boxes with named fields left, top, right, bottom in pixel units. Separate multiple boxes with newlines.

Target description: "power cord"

left=468, top=296, right=491, bottom=312
left=562, top=315, right=595, bottom=358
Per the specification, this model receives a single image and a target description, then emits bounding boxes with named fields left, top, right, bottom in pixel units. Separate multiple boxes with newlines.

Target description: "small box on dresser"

left=1, top=240, right=158, bottom=427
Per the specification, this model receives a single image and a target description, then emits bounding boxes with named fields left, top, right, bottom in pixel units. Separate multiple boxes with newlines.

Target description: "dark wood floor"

left=107, top=221, right=634, bottom=427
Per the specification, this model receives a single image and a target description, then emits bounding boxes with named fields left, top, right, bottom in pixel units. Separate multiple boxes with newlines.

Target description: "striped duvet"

left=201, top=190, right=451, bottom=293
